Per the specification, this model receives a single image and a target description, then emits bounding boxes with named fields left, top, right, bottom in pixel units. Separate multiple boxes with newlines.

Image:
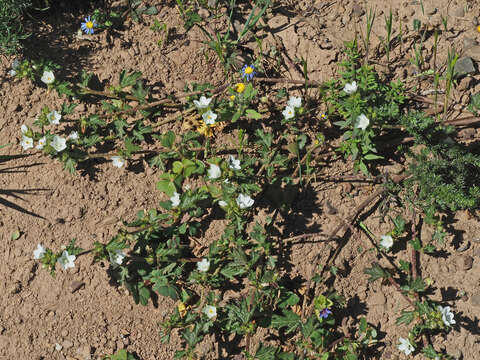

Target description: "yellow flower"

left=477, top=25, right=480, bottom=33
left=196, top=120, right=214, bottom=137
left=177, top=302, right=187, bottom=318
left=230, top=95, right=236, bottom=101
left=235, top=83, right=245, bottom=93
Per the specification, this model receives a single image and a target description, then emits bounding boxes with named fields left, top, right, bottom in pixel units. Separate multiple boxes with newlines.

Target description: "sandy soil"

left=1, top=1, right=480, bottom=359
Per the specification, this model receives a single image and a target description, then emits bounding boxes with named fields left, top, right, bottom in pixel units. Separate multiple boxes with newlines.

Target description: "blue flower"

left=81, top=16, right=97, bottom=35
left=318, top=308, right=332, bottom=319
left=242, top=64, right=256, bottom=81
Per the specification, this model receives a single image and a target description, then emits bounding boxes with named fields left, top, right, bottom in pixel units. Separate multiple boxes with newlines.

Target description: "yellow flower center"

left=235, top=83, right=245, bottom=93
left=245, top=66, right=253, bottom=74
left=86, top=21, right=94, bottom=29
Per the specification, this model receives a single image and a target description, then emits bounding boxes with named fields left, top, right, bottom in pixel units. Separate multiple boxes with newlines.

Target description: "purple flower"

left=81, top=16, right=97, bottom=35
left=242, top=64, right=256, bottom=81
left=318, top=308, right=332, bottom=319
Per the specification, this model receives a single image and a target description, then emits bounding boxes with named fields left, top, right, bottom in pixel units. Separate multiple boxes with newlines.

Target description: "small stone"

left=464, top=46, right=480, bottom=62
left=457, top=76, right=473, bottom=91
left=343, top=182, right=353, bottom=193
left=458, top=255, right=474, bottom=271
left=452, top=6, right=465, bottom=18
left=198, top=8, right=209, bottom=19
left=427, top=7, right=437, bottom=15
left=459, top=127, right=475, bottom=139
left=76, top=345, right=92, bottom=360
left=352, top=3, right=365, bottom=17
left=473, top=16, right=479, bottom=26
left=62, top=340, right=73, bottom=349
left=454, top=57, right=476, bottom=77
left=55, top=343, right=63, bottom=351
left=71, top=280, right=85, bottom=293
left=9, top=280, right=22, bottom=295
left=463, top=37, right=477, bottom=49
left=474, top=248, right=480, bottom=258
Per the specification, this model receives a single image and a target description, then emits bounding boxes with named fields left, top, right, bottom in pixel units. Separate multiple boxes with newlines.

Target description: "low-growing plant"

left=323, top=39, right=406, bottom=174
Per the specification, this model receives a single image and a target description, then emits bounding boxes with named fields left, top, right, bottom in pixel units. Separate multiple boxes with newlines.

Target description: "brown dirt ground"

left=1, top=0, right=480, bottom=359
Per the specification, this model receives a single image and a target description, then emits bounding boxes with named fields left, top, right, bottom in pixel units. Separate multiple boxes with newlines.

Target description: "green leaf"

left=255, top=343, right=276, bottom=360
left=119, top=70, right=142, bottom=88
left=396, top=310, right=415, bottom=325
left=220, top=263, right=246, bottom=279
left=409, top=238, right=422, bottom=251
left=271, top=310, right=300, bottom=334
left=246, top=109, right=262, bottom=120
left=156, top=179, right=176, bottom=197
left=364, top=263, right=389, bottom=282
left=153, top=284, right=179, bottom=300
left=278, top=292, right=300, bottom=309
left=161, top=131, right=176, bottom=148
left=364, top=153, right=383, bottom=160
left=139, top=286, right=151, bottom=305
left=11, top=230, right=20, bottom=240
left=232, top=110, right=242, bottom=123
left=124, top=138, right=141, bottom=155
left=144, top=6, right=158, bottom=15
left=172, top=161, right=183, bottom=174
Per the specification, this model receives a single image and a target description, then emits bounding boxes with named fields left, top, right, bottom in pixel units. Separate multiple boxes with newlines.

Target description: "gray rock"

left=457, top=254, right=474, bottom=270
left=454, top=57, right=476, bottom=77
left=471, top=293, right=480, bottom=307
left=452, top=6, right=465, bottom=18
left=463, top=37, right=477, bottom=49
left=464, top=46, right=480, bottom=61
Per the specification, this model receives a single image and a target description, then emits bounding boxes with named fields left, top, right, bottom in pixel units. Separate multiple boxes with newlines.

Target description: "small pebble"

left=71, top=280, right=85, bottom=293
left=55, top=343, right=63, bottom=351
left=458, top=254, right=474, bottom=271
left=472, top=293, right=480, bottom=307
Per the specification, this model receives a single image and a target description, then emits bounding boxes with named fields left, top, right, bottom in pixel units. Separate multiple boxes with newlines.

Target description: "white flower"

left=51, top=135, right=67, bottom=152
left=203, top=305, right=217, bottom=319
left=110, top=249, right=126, bottom=265
left=47, top=110, right=61, bottom=125
left=197, top=258, right=210, bottom=272
left=202, top=110, right=217, bottom=125
left=111, top=156, right=125, bottom=168
left=8, top=69, right=16, bottom=76
left=170, top=191, right=181, bottom=207
left=20, top=135, right=33, bottom=150
left=282, top=105, right=295, bottom=120
left=33, top=244, right=46, bottom=260
left=287, top=96, right=302, bottom=108
left=227, top=155, right=241, bottom=170
left=397, top=338, right=415, bottom=356
left=438, top=305, right=455, bottom=327
left=380, top=235, right=393, bottom=249
left=67, top=131, right=79, bottom=140
left=343, top=81, right=357, bottom=94
left=218, top=200, right=227, bottom=207
left=207, top=163, right=221, bottom=179
left=57, top=250, right=76, bottom=270
left=193, top=96, right=212, bottom=109
left=236, top=193, right=254, bottom=209
left=355, top=114, right=369, bottom=130
left=21, top=124, right=28, bottom=134
left=36, top=136, right=46, bottom=150
left=41, top=70, right=55, bottom=85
